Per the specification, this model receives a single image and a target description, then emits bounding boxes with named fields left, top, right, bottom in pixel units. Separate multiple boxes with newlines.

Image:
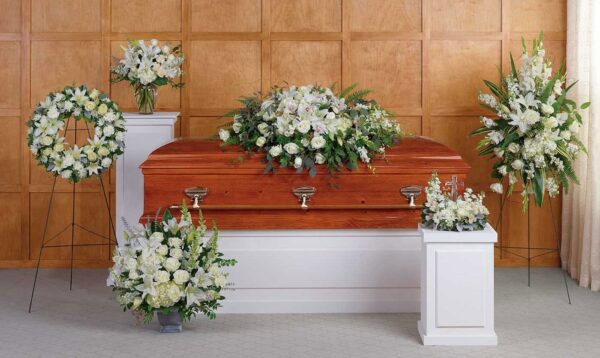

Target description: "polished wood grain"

left=140, top=137, right=469, bottom=229
left=1, top=0, right=567, bottom=267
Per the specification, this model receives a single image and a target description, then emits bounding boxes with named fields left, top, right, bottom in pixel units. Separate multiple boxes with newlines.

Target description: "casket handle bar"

left=184, top=187, right=209, bottom=209
left=292, top=186, right=316, bottom=210
left=400, top=185, right=422, bottom=208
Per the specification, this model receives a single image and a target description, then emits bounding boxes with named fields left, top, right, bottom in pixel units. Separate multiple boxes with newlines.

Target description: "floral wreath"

left=27, top=85, right=126, bottom=182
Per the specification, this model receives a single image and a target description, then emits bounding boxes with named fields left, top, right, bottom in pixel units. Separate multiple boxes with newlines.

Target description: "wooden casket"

left=140, top=137, right=470, bottom=229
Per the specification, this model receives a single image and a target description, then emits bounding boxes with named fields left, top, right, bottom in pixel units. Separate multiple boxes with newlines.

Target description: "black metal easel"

left=494, top=190, right=572, bottom=304
left=28, top=116, right=118, bottom=313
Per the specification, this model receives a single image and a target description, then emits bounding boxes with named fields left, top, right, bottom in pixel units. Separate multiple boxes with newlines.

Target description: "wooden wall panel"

left=0, top=41, right=20, bottom=109
left=350, top=41, right=421, bottom=109
left=271, top=0, right=342, bottom=32
left=511, top=0, right=566, bottom=33
left=30, top=41, right=103, bottom=107
left=111, top=0, right=182, bottom=33
left=271, top=41, right=341, bottom=87
left=1, top=0, right=567, bottom=267
left=431, top=0, right=502, bottom=33
left=191, top=0, right=262, bottom=33
left=189, top=41, right=261, bottom=110
left=349, top=0, right=421, bottom=32
left=0, top=117, right=20, bottom=186
left=0, top=0, right=21, bottom=33
left=430, top=40, right=501, bottom=110
left=0, top=194, right=21, bottom=260
left=31, top=0, right=101, bottom=33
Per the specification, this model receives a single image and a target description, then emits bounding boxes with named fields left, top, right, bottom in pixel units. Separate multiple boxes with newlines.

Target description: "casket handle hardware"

left=184, top=187, right=209, bottom=209
left=292, top=186, right=316, bottom=210
left=400, top=186, right=422, bottom=208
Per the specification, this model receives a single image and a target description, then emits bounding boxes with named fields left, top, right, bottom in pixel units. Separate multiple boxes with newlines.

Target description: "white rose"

left=523, top=109, right=540, bottom=125
left=315, top=153, right=325, bottom=165
left=168, top=237, right=182, bottom=248
left=560, top=131, right=571, bottom=140
left=84, top=101, right=96, bottom=112
left=543, top=117, right=558, bottom=129
left=169, top=248, right=183, bottom=259
left=232, top=122, right=242, bottom=133
left=87, top=152, right=98, bottom=162
left=97, top=103, right=108, bottom=115
left=257, top=122, right=269, bottom=135
left=167, top=284, right=182, bottom=302
left=490, top=183, right=503, bottom=194
left=511, top=159, right=524, bottom=170
left=42, top=136, right=53, bottom=146
left=294, top=157, right=302, bottom=169
left=310, top=135, right=326, bottom=149
left=154, top=270, right=170, bottom=283
left=541, top=103, right=554, bottom=115
left=256, top=136, right=266, bottom=147
left=301, top=138, right=309, bottom=147
left=325, top=112, right=335, bottom=120
left=103, top=126, right=115, bottom=137
left=173, top=270, right=190, bottom=285
left=98, top=147, right=110, bottom=156
left=296, top=120, right=311, bottom=134
left=101, top=157, right=112, bottom=168
left=156, top=245, right=168, bottom=256
left=89, top=89, right=100, bottom=99
left=53, top=143, right=64, bottom=152
left=150, top=232, right=164, bottom=241
left=507, top=143, right=520, bottom=153
left=283, top=142, right=300, bottom=155
left=164, top=257, right=181, bottom=272
left=219, top=129, right=230, bottom=142
left=269, top=145, right=282, bottom=157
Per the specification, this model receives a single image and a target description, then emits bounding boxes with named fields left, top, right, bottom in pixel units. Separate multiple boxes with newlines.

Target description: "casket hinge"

left=400, top=185, right=422, bottom=208
left=292, top=186, right=316, bottom=210
left=184, top=187, right=209, bottom=209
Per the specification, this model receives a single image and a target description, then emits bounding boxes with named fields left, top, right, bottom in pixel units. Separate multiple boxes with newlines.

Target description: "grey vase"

left=156, top=310, right=182, bottom=333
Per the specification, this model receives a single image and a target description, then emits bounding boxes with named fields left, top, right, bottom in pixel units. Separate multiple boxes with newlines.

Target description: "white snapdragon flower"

left=490, top=183, right=503, bottom=194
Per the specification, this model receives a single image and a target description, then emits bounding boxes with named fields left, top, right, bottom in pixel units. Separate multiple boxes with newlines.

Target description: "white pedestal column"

left=116, top=112, right=178, bottom=245
left=418, top=224, right=498, bottom=346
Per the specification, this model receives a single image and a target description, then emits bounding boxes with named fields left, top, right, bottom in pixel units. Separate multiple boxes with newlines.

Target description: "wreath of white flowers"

left=27, top=85, right=126, bottom=182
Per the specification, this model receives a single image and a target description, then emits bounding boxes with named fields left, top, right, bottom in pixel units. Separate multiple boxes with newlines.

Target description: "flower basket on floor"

left=111, top=39, right=184, bottom=114
left=107, top=203, right=236, bottom=333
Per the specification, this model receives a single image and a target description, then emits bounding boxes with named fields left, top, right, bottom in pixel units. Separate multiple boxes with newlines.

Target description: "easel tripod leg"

left=549, top=199, right=572, bottom=304
left=29, top=176, right=58, bottom=313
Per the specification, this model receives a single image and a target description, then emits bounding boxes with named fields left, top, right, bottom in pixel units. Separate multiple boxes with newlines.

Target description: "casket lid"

left=140, top=136, right=470, bottom=175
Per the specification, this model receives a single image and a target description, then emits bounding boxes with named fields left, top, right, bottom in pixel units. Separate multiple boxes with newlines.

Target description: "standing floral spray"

left=107, top=203, right=236, bottom=323
left=219, top=84, right=403, bottom=176
left=472, top=33, right=590, bottom=209
left=421, top=173, right=489, bottom=232
left=111, top=39, right=184, bottom=114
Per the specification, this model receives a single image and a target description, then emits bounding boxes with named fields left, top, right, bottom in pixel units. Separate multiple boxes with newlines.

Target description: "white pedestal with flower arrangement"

left=116, top=112, right=178, bottom=245
left=418, top=224, right=498, bottom=346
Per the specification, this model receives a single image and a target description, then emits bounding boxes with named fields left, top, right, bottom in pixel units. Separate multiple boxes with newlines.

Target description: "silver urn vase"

left=156, top=310, right=182, bottom=333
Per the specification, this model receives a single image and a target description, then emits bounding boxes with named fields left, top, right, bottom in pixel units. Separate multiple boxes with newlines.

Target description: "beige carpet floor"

left=0, top=268, right=598, bottom=358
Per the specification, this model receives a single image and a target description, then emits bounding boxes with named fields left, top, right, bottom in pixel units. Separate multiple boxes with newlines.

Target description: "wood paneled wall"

left=0, top=0, right=567, bottom=267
